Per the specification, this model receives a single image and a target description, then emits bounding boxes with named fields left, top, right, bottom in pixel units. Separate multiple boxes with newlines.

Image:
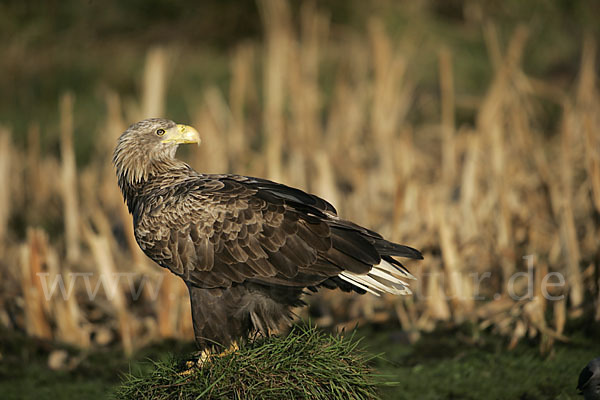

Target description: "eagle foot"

left=178, top=342, right=240, bottom=375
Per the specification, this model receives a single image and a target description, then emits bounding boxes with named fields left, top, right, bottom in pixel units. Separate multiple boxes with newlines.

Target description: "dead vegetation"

left=1, top=0, right=599, bottom=357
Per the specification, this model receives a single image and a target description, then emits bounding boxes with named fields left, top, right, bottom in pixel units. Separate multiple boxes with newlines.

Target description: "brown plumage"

left=113, top=118, right=422, bottom=350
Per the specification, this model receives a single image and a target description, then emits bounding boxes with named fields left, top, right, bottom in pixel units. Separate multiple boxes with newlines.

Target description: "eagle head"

left=112, top=118, right=200, bottom=186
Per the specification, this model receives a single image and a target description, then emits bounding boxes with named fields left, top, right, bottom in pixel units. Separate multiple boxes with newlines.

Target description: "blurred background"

left=1, top=0, right=600, bottom=398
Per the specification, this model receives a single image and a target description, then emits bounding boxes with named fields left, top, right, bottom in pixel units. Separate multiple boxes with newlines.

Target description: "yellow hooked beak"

left=161, top=124, right=201, bottom=146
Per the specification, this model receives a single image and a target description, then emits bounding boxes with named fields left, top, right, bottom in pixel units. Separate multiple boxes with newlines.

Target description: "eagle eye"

left=156, top=128, right=166, bottom=136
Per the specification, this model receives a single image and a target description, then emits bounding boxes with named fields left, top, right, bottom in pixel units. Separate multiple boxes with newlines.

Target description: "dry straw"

left=5, top=2, right=599, bottom=354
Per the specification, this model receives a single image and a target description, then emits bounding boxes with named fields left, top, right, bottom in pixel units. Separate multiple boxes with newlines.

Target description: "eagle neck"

left=117, top=158, right=196, bottom=222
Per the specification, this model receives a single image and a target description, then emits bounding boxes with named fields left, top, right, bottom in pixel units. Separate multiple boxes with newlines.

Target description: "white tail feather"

left=368, top=267, right=408, bottom=286
left=376, top=259, right=416, bottom=280
left=338, top=259, right=414, bottom=296
left=338, top=274, right=381, bottom=296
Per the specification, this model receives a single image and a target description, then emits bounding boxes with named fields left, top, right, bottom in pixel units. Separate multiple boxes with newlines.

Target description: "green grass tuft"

left=114, top=325, right=383, bottom=400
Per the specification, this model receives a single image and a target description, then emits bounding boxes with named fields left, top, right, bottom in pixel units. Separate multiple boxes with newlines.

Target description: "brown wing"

left=135, top=174, right=421, bottom=290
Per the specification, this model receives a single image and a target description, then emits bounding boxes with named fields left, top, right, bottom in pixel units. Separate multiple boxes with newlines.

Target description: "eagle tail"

left=331, top=227, right=421, bottom=296
left=337, top=257, right=415, bottom=297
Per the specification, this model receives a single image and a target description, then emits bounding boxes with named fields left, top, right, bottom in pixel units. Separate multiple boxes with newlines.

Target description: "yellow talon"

left=178, top=342, right=240, bottom=375
left=218, top=342, right=239, bottom=357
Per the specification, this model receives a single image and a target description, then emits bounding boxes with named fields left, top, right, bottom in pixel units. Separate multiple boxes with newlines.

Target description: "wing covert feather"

left=136, top=176, right=332, bottom=288
left=134, top=174, right=419, bottom=292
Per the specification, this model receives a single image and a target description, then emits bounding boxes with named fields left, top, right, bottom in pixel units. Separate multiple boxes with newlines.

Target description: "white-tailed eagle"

left=113, top=118, right=422, bottom=350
